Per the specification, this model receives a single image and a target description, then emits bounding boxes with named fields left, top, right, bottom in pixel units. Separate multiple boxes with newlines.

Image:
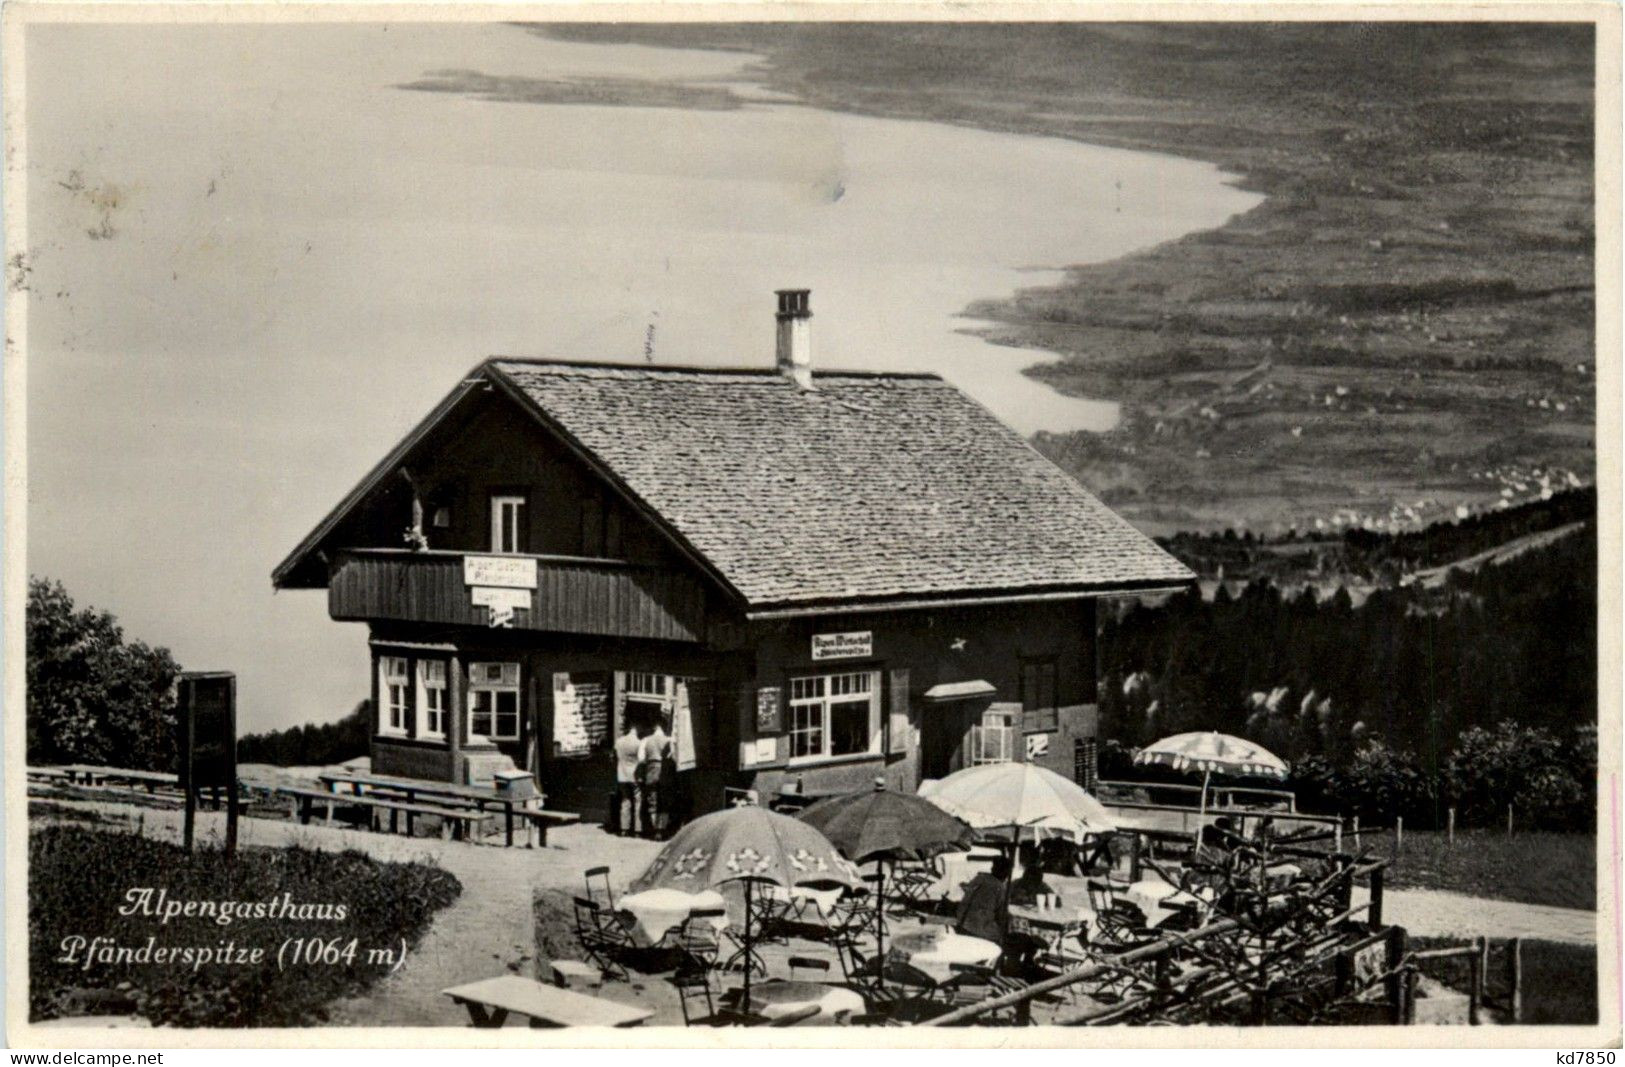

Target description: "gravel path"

left=1357, top=885, right=1598, bottom=945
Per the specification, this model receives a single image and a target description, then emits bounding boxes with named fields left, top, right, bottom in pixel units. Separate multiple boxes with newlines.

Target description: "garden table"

left=736, top=980, right=865, bottom=1024
left=887, top=929, right=1001, bottom=983
left=617, top=888, right=728, bottom=947
left=1123, top=878, right=1209, bottom=928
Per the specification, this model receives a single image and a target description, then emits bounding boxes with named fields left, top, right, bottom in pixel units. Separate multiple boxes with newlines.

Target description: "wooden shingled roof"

left=488, top=360, right=1192, bottom=610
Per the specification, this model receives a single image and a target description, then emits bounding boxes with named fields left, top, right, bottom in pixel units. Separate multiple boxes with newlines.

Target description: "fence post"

left=1396, top=815, right=1403, bottom=850
left=1447, top=806, right=1455, bottom=844
left=1369, top=865, right=1385, bottom=929
left=1507, top=937, right=1523, bottom=1024
left=1475, top=935, right=1488, bottom=1019
left=1384, top=926, right=1408, bottom=1025
left=1404, top=968, right=1419, bottom=1025
left=1506, top=803, right=1514, bottom=837
left=1334, top=949, right=1354, bottom=998
left=1335, top=817, right=1342, bottom=851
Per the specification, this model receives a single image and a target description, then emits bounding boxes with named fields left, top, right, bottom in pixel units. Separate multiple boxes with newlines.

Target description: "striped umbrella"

left=1134, top=731, right=1288, bottom=841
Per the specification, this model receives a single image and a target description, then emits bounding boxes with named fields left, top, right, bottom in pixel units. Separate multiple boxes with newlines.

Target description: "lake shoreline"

left=545, top=23, right=1596, bottom=537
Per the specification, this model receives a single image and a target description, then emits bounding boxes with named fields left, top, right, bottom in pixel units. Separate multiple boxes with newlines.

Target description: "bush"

left=29, top=826, right=460, bottom=1026
left=27, top=578, right=181, bottom=771
left=1445, top=721, right=1593, bottom=831
left=1333, top=741, right=1438, bottom=825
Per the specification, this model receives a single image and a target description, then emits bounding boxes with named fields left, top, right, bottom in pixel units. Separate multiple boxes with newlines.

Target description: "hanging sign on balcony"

left=472, top=586, right=531, bottom=627
left=464, top=555, right=537, bottom=588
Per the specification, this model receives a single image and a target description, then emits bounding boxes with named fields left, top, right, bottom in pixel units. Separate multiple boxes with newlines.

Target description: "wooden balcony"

left=327, top=549, right=707, bottom=643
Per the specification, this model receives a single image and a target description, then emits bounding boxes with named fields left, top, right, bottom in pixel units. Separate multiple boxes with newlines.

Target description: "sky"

left=21, top=22, right=1259, bottom=734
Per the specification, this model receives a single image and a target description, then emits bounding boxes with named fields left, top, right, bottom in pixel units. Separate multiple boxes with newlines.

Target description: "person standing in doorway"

left=639, top=716, right=674, bottom=840
left=614, top=722, right=645, bottom=838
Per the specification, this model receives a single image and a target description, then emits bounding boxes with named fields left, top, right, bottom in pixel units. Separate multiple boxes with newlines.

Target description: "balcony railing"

left=327, top=548, right=707, bottom=642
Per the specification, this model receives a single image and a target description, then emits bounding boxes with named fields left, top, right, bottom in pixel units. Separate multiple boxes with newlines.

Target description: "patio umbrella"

left=918, top=761, right=1118, bottom=842
left=1133, top=731, right=1289, bottom=842
left=629, top=804, right=859, bottom=1008
left=795, top=780, right=977, bottom=981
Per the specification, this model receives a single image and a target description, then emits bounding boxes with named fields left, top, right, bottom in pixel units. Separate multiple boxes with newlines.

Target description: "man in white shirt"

left=614, top=723, right=645, bottom=837
left=638, top=718, right=674, bottom=839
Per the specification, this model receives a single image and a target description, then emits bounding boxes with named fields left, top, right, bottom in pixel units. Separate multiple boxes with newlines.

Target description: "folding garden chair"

left=584, top=866, right=615, bottom=909
left=677, top=907, right=727, bottom=972
left=571, top=895, right=634, bottom=980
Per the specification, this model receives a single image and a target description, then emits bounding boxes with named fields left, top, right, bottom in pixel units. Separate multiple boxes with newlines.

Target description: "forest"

left=1100, top=506, right=1597, bottom=829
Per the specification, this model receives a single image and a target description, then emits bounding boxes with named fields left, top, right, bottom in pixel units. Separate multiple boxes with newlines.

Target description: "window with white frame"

left=788, top=671, right=880, bottom=763
left=417, top=660, right=448, bottom=739
left=626, top=673, right=668, bottom=699
left=970, top=707, right=1018, bottom=766
left=468, top=662, right=521, bottom=741
left=490, top=495, right=526, bottom=554
left=379, top=656, right=410, bottom=736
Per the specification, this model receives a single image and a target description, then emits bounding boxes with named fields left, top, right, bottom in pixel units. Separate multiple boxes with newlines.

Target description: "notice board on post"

left=176, top=671, right=238, bottom=853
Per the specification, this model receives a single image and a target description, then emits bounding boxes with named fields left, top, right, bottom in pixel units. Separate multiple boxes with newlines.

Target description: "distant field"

left=547, top=23, right=1595, bottom=536
left=1376, top=830, right=1595, bottom=911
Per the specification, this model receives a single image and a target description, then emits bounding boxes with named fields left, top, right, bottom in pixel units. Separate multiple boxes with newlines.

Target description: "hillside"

left=543, top=23, right=1595, bottom=536
left=1160, top=487, right=1596, bottom=588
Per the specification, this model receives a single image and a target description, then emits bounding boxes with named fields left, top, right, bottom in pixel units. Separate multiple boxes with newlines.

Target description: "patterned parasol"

left=1134, top=731, right=1289, bottom=780
left=1134, top=731, right=1288, bottom=842
left=629, top=804, right=859, bottom=1006
left=629, top=804, right=861, bottom=894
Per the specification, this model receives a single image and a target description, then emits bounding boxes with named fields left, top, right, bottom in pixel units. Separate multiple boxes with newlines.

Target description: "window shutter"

left=887, top=668, right=911, bottom=754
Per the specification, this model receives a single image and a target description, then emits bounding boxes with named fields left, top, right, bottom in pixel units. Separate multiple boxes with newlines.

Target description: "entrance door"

left=920, top=701, right=982, bottom=781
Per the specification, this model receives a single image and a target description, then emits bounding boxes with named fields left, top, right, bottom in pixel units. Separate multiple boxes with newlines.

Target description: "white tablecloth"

left=926, top=847, right=1003, bottom=903
left=1121, top=879, right=1208, bottom=929
left=617, top=888, right=728, bottom=946
left=890, top=930, right=1001, bottom=983
left=744, top=980, right=866, bottom=1025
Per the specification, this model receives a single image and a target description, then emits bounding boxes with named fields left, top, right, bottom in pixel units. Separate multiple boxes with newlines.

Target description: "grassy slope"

left=29, top=826, right=461, bottom=1026
left=545, top=23, right=1595, bottom=535
left=1377, top=830, right=1595, bottom=911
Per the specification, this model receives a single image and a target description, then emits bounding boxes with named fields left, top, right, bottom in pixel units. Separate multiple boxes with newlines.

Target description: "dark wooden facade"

left=283, top=378, right=1119, bottom=820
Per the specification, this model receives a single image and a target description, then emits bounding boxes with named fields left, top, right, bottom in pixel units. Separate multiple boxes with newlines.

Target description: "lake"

left=25, top=23, right=1263, bottom=729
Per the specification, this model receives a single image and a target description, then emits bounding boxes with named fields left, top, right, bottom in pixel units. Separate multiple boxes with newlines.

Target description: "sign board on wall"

left=552, top=673, right=591, bottom=756
left=811, top=631, right=872, bottom=661
left=463, top=555, right=538, bottom=588
left=755, top=686, right=782, bottom=733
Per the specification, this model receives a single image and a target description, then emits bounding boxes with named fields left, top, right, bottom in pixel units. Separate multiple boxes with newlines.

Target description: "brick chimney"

left=775, top=289, right=813, bottom=389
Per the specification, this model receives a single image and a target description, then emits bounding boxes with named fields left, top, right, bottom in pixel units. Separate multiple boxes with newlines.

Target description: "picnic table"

left=60, top=765, right=180, bottom=791
left=319, top=770, right=579, bottom=847
left=736, top=979, right=864, bottom=1025
left=441, top=975, right=652, bottom=1028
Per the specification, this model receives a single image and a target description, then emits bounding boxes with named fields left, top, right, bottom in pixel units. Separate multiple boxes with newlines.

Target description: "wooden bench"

left=508, top=807, right=582, bottom=847
left=27, top=767, right=71, bottom=783
left=275, top=786, right=485, bottom=841
left=441, top=975, right=653, bottom=1028
left=341, top=784, right=580, bottom=847
left=61, top=765, right=180, bottom=791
